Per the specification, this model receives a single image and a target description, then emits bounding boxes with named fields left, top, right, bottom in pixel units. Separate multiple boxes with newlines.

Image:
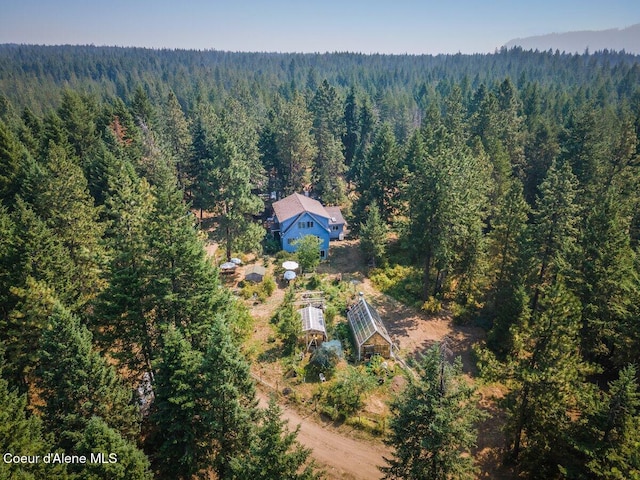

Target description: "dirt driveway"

left=256, top=388, right=391, bottom=479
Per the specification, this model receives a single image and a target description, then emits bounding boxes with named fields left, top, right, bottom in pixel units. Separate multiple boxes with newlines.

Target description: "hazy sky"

left=1, top=0, right=639, bottom=54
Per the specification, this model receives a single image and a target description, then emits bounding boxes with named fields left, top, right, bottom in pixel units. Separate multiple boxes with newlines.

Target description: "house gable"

left=280, top=211, right=330, bottom=255
left=271, top=193, right=346, bottom=256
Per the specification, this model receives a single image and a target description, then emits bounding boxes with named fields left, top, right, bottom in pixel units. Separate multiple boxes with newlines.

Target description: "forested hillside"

left=0, top=44, right=639, bottom=479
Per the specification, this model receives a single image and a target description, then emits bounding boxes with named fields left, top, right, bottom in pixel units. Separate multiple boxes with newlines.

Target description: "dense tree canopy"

left=0, top=43, right=638, bottom=479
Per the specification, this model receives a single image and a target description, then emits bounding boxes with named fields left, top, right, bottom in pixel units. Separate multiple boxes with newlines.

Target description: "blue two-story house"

left=270, top=193, right=346, bottom=259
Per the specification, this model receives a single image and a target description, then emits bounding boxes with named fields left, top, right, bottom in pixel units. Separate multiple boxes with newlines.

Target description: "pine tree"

left=151, top=315, right=258, bottom=480
left=0, top=351, right=52, bottom=480
left=359, top=202, right=387, bottom=268
left=3, top=277, right=57, bottom=391
left=30, top=142, right=106, bottom=308
left=529, top=159, right=580, bottom=316
left=219, top=95, right=265, bottom=190
left=207, top=121, right=264, bottom=261
left=343, top=86, right=359, bottom=168
left=93, top=161, right=155, bottom=377
left=272, top=93, right=317, bottom=195
left=485, top=180, right=531, bottom=356
left=381, top=343, right=483, bottom=480
left=348, top=94, right=377, bottom=185
left=0, top=119, right=24, bottom=205
left=145, top=163, right=230, bottom=349
left=57, top=89, right=100, bottom=163
left=404, top=130, right=488, bottom=300
left=37, top=305, right=140, bottom=450
left=150, top=326, right=208, bottom=480
left=356, top=123, right=401, bottom=223
left=231, top=397, right=320, bottom=480
left=130, top=85, right=155, bottom=129
left=522, top=120, right=559, bottom=205
left=72, top=417, right=153, bottom=480
left=0, top=204, right=18, bottom=322
left=161, top=91, right=192, bottom=192
left=202, top=316, right=258, bottom=479
left=580, top=364, right=640, bottom=479
left=310, top=80, right=347, bottom=204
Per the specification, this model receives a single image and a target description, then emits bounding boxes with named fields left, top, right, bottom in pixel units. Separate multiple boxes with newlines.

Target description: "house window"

left=331, top=225, right=339, bottom=231
left=287, top=238, right=296, bottom=245
left=320, top=250, right=326, bottom=258
left=298, top=221, right=314, bottom=229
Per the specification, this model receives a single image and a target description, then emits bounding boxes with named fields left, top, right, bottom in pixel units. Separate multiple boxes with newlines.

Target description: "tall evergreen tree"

left=381, top=343, right=483, bottom=480
left=203, top=316, right=258, bottom=479
left=528, top=159, right=580, bottom=316
left=207, top=121, right=264, bottom=261
left=359, top=202, right=387, bottom=268
left=37, top=305, right=140, bottom=450
left=161, top=91, right=192, bottom=191
left=72, top=417, right=153, bottom=480
left=93, top=161, right=155, bottom=377
left=57, top=89, right=100, bottom=163
left=578, top=364, right=640, bottom=479
left=0, top=119, right=24, bottom=205
left=272, top=93, right=316, bottom=195
left=343, top=86, right=359, bottom=168
left=348, top=94, right=377, bottom=185
left=145, top=163, right=230, bottom=349
left=355, top=123, right=401, bottom=223
left=310, top=80, right=347, bottom=204
left=485, top=180, right=531, bottom=356
left=403, top=129, right=488, bottom=300
left=150, top=326, right=208, bottom=480
left=0, top=350, right=54, bottom=480
left=231, top=397, right=320, bottom=480
left=30, top=142, right=106, bottom=309
left=493, top=283, right=594, bottom=477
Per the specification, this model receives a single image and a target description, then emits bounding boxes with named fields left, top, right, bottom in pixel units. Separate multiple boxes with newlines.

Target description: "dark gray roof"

left=347, top=298, right=391, bottom=347
left=245, top=265, right=266, bottom=276
left=325, top=206, right=346, bottom=226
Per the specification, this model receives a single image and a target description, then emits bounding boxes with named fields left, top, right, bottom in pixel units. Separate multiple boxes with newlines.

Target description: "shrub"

left=421, top=296, right=442, bottom=314
left=263, top=233, right=281, bottom=254
left=263, top=275, right=276, bottom=296
left=323, top=366, right=375, bottom=418
left=306, top=346, right=339, bottom=379
left=369, top=264, right=423, bottom=307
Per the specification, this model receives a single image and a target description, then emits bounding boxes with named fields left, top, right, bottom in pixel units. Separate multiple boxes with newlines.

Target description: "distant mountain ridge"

left=505, top=23, right=640, bottom=54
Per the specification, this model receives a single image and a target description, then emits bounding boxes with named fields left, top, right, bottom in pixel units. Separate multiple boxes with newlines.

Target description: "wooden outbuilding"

left=244, top=265, right=266, bottom=283
left=347, top=297, right=392, bottom=360
left=298, top=306, right=327, bottom=351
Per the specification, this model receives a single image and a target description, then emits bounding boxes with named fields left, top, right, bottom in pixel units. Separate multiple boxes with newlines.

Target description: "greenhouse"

left=298, top=306, right=327, bottom=351
left=347, top=296, right=392, bottom=360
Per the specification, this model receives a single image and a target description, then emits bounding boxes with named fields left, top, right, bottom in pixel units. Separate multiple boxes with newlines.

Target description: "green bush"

left=421, top=296, right=442, bottom=314
left=332, top=322, right=355, bottom=362
left=263, top=275, right=276, bottom=296
left=240, top=276, right=276, bottom=303
left=323, top=366, right=375, bottom=419
left=369, top=264, right=423, bottom=307
left=306, top=346, right=339, bottom=379
left=263, top=233, right=281, bottom=254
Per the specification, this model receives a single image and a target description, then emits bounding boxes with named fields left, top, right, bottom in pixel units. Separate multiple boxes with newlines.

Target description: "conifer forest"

left=0, top=44, right=639, bottom=479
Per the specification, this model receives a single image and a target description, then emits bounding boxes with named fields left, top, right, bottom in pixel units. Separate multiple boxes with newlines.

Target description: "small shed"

left=244, top=265, right=266, bottom=283
left=298, top=306, right=327, bottom=351
left=347, top=297, right=392, bottom=360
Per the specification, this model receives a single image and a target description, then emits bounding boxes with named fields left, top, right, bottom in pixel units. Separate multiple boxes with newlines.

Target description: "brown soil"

left=256, top=387, right=391, bottom=479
